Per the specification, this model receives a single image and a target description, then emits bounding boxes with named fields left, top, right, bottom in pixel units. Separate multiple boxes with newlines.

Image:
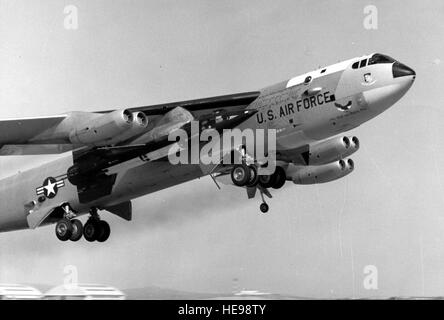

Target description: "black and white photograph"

left=0, top=0, right=442, bottom=314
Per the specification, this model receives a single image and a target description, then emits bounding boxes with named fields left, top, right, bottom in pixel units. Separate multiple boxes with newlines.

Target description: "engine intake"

left=286, top=158, right=354, bottom=185
left=105, top=111, right=149, bottom=145
left=69, top=110, right=148, bottom=146
left=307, top=136, right=359, bottom=165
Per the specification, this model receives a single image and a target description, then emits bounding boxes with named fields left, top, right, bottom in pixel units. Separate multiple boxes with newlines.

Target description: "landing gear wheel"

left=272, top=166, right=286, bottom=189
left=96, top=221, right=111, bottom=243
left=260, top=202, right=269, bottom=213
left=246, top=165, right=259, bottom=187
left=83, top=220, right=98, bottom=242
left=231, top=164, right=251, bottom=187
left=258, top=174, right=275, bottom=188
left=70, top=219, right=83, bottom=242
left=55, top=218, right=73, bottom=242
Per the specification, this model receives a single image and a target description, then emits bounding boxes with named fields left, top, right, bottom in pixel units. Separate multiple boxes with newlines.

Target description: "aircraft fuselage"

left=0, top=53, right=415, bottom=233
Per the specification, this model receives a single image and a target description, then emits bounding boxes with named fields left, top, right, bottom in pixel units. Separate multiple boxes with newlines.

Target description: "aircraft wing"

left=67, top=108, right=258, bottom=203
left=0, top=115, right=67, bottom=144
left=0, top=91, right=260, bottom=155
left=0, top=115, right=69, bottom=155
left=114, top=91, right=261, bottom=116
left=0, top=144, right=76, bottom=155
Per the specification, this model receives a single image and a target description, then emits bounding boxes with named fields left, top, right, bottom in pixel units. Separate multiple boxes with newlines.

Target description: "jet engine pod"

left=105, top=111, right=150, bottom=145
left=133, top=111, right=148, bottom=128
left=286, top=158, right=355, bottom=185
left=307, top=136, right=359, bottom=165
left=131, top=106, right=195, bottom=145
left=351, top=136, right=359, bottom=149
left=69, top=109, right=134, bottom=146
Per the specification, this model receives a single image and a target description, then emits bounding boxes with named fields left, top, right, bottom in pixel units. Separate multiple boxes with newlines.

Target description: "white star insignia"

left=44, top=179, right=57, bottom=196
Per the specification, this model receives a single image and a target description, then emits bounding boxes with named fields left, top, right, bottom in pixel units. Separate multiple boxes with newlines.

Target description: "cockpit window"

left=304, top=76, right=312, bottom=84
left=352, top=61, right=359, bottom=69
left=359, top=59, right=367, bottom=68
left=368, top=53, right=396, bottom=65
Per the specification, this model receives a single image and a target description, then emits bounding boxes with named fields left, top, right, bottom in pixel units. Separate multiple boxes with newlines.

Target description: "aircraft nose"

left=392, top=61, right=416, bottom=78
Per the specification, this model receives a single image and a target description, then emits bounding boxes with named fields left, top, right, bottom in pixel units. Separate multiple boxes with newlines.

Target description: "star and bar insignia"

left=36, top=176, right=66, bottom=199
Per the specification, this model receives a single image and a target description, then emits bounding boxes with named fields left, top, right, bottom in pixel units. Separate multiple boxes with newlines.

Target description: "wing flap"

left=0, top=144, right=76, bottom=156
left=0, top=115, right=66, bottom=145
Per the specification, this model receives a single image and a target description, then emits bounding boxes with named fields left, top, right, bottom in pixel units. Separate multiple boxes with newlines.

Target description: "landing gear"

left=260, top=202, right=269, bottom=213
left=55, top=204, right=81, bottom=242
left=54, top=206, right=111, bottom=243
left=96, top=220, right=111, bottom=242
left=83, top=209, right=111, bottom=242
left=271, top=166, right=286, bottom=189
left=231, top=164, right=260, bottom=187
left=55, top=218, right=73, bottom=241
left=84, top=219, right=111, bottom=242
left=70, top=219, right=83, bottom=242
left=55, top=218, right=83, bottom=242
left=258, top=174, right=275, bottom=188
left=258, top=187, right=270, bottom=214
left=258, top=166, right=286, bottom=189
left=83, top=220, right=97, bottom=242
left=255, top=167, right=287, bottom=213
left=246, top=165, right=259, bottom=187
left=231, top=164, right=251, bottom=186
left=231, top=162, right=287, bottom=213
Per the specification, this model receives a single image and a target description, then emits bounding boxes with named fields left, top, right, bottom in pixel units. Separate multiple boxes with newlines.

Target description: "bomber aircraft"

left=0, top=53, right=415, bottom=243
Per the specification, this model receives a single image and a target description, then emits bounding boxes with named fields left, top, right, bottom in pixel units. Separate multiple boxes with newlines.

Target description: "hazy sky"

left=0, top=0, right=443, bottom=298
